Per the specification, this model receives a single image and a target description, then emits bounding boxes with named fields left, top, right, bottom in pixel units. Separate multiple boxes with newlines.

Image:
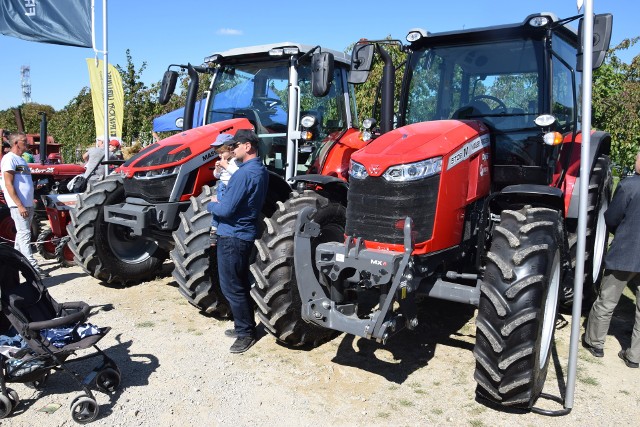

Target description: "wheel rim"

left=539, top=252, right=560, bottom=367
left=107, top=223, right=158, bottom=263
left=592, top=197, right=608, bottom=281
left=71, top=396, right=98, bottom=423
left=96, top=368, right=121, bottom=392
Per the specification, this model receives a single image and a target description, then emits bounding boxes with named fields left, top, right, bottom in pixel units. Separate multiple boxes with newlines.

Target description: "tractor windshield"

left=205, top=59, right=351, bottom=175
left=403, top=39, right=546, bottom=167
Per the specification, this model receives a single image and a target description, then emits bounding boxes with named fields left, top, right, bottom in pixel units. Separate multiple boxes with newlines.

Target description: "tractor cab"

left=160, top=43, right=357, bottom=180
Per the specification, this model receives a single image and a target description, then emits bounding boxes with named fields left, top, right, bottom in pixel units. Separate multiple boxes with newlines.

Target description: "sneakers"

left=224, top=329, right=238, bottom=338
left=618, top=350, right=639, bottom=368
left=581, top=334, right=604, bottom=358
left=229, top=336, right=256, bottom=354
left=34, top=267, right=50, bottom=278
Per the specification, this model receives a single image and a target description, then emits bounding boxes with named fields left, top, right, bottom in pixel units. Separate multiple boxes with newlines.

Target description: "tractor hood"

left=120, top=118, right=253, bottom=174
left=351, top=120, right=488, bottom=177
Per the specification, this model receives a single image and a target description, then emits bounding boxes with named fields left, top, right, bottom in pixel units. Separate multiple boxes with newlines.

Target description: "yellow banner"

left=86, top=59, right=124, bottom=139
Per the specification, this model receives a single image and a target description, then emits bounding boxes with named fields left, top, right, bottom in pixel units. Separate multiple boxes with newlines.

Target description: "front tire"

left=170, top=186, right=230, bottom=317
left=67, top=176, right=167, bottom=284
left=36, top=227, right=57, bottom=259
left=474, top=206, right=561, bottom=408
left=250, top=190, right=345, bottom=347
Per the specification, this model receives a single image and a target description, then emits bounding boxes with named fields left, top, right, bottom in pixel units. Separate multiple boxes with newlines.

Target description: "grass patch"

left=376, top=412, right=391, bottom=419
left=619, top=389, right=630, bottom=395
left=408, top=381, right=422, bottom=389
left=469, top=419, right=485, bottom=427
left=136, top=321, right=155, bottom=328
left=579, top=375, right=599, bottom=386
left=414, top=389, right=426, bottom=394
left=433, top=381, right=441, bottom=386
left=398, top=399, right=414, bottom=407
left=388, top=385, right=399, bottom=391
left=431, top=408, right=443, bottom=415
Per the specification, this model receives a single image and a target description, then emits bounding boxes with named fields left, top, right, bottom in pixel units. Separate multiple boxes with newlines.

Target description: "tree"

left=347, top=38, right=406, bottom=125
left=592, top=38, right=640, bottom=173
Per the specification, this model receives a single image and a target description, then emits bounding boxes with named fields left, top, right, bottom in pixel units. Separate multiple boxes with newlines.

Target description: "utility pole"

left=20, top=65, right=32, bottom=104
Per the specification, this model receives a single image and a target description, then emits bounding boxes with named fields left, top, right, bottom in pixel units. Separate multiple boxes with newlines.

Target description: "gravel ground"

left=2, top=255, right=638, bottom=426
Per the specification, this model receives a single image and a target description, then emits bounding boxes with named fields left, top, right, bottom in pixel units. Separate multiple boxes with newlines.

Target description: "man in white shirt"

left=0, top=132, right=49, bottom=278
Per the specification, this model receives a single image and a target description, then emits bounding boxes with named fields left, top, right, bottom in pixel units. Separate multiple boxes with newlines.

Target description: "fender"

left=490, top=184, right=565, bottom=214
left=289, top=174, right=349, bottom=205
left=563, top=130, right=611, bottom=219
left=263, top=172, right=295, bottom=216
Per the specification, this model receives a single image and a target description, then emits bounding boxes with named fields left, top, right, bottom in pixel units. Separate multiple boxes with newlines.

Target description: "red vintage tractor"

left=250, top=13, right=613, bottom=409
left=1, top=128, right=84, bottom=252
left=67, top=43, right=365, bottom=316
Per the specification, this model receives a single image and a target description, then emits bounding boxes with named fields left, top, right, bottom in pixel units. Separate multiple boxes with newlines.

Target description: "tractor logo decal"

left=30, top=167, right=55, bottom=174
left=446, top=134, right=490, bottom=170
left=369, top=164, right=380, bottom=174
left=371, top=259, right=387, bottom=266
left=202, top=150, right=217, bottom=162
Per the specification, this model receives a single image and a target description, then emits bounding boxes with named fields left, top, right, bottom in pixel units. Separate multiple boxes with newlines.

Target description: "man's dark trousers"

left=217, top=235, right=255, bottom=337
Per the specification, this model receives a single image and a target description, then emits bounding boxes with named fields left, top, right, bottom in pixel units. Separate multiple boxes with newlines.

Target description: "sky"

left=0, top=0, right=638, bottom=112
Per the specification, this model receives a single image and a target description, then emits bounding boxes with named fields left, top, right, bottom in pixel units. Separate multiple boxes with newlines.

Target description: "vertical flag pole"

left=565, top=0, right=594, bottom=409
left=102, top=0, right=109, bottom=175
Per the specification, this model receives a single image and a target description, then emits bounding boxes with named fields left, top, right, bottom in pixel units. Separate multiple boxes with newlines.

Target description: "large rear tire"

left=561, top=155, right=612, bottom=307
left=67, top=176, right=167, bottom=284
left=250, top=190, right=345, bottom=347
left=170, top=186, right=231, bottom=317
left=474, top=206, right=561, bottom=408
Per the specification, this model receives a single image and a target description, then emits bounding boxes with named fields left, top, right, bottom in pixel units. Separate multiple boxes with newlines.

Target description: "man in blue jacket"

left=583, top=151, right=640, bottom=368
left=207, top=129, right=268, bottom=353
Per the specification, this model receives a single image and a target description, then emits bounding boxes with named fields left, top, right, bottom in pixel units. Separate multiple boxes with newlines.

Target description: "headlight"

left=349, top=160, right=368, bottom=179
left=135, top=144, right=191, bottom=167
left=135, top=165, right=181, bottom=179
left=382, top=157, right=442, bottom=182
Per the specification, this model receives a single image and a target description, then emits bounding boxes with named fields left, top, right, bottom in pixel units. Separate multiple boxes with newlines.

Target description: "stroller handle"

left=25, top=301, right=90, bottom=333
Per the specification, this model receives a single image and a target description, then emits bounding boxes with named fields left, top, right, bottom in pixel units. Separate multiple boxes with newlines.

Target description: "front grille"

left=346, top=174, right=439, bottom=245
left=123, top=174, right=177, bottom=203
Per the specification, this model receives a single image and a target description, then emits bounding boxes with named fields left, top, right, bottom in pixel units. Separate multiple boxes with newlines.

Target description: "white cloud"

left=217, top=28, right=242, bottom=36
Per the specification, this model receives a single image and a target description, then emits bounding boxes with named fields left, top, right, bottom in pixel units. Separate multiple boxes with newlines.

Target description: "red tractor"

left=0, top=128, right=84, bottom=251
left=67, top=43, right=365, bottom=316
left=251, top=13, right=613, bottom=408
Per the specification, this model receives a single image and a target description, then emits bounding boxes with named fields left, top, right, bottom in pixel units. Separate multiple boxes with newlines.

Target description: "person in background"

left=2, top=141, right=10, bottom=156
left=207, top=130, right=268, bottom=353
left=82, top=137, right=107, bottom=180
left=209, top=133, right=238, bottom=246
left=0, top=132, right=49, bottom=278
left=21, top=149, right=34, bottom=163
left=583, top=150, right=640, bottom=369
left=109, top=139, right=124, bottom=161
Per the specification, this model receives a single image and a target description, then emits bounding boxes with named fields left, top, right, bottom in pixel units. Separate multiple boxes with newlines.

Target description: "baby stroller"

left=0, top=244, right=120, bottom=423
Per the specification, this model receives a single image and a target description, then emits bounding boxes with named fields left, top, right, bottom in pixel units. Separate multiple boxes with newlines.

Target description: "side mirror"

left=348, top=43, right=374, bottom=84
left=311, top=52, right=334, bottom=97
left=159, top=70, right=178, bottom=105
left=577, top=13, right=613, bottom=71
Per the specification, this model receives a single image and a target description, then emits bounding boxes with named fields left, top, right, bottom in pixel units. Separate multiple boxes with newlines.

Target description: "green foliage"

left=48, top=88, right=95, bottom=163
left=592, top=37, right=640, bottom=171
left=347, top=38, right=406, bottom=124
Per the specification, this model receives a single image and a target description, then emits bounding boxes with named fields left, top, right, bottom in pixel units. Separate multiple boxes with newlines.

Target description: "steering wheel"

left=253, top=97, right=282, bottom=110
left=471, top=95, right=507, bottom=114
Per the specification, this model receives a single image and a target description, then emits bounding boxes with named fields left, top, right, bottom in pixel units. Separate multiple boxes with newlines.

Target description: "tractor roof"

left=408, top=13, right=579, bottom=49
left=205, top=42, right=350, bottom=65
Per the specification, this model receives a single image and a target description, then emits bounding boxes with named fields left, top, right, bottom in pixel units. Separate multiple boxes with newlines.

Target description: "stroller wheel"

left=6, top=389, right=19, bottom=409
left=0, top=394, right=12, bottom=418
left=95, top=367, right=121, bottom=393
left=25, top=371, right=49, bottom=390
left=70, top=395, right=99, bottom=424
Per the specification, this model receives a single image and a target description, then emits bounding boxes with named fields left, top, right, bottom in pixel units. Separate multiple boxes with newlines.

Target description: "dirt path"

left=3, top=257, right=638, bottom=426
